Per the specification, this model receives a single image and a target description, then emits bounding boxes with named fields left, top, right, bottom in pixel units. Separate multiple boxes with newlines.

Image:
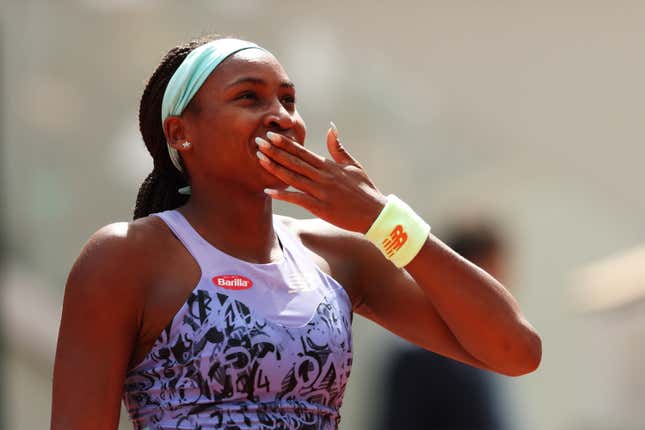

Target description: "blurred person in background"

left=51, top=35, right=540, bottom=430
left=379, top=218, right=514, bottom=430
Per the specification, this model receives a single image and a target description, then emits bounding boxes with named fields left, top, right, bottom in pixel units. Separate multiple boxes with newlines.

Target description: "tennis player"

left=51, top=35, right=541, bottom=430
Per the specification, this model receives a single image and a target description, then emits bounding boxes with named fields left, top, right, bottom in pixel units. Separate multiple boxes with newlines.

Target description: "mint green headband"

left=161, top=38, right=269, bottom=173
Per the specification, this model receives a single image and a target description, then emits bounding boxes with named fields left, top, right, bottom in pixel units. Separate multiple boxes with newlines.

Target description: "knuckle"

left=322, top=157, right=335, bottom=168
left=290, top=146, right=306, bottom=160
left=318, top=171, right=334, bottom=183
left=287, top=169, right=301, bottom=182
left=313, top=155, right=327, bottom=167
left=344, top=165, right=361, bottom=174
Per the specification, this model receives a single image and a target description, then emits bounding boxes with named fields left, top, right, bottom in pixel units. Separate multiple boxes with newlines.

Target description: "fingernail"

left=255, top=137, right=270, bottom=148
left=330, top=121, right=339, bottom=137
left=266, top=131, right=280, bottom=142
left=256, top=150, right=267, bottom=160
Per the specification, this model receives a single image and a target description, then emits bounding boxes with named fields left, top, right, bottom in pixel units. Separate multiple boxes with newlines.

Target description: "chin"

left=259, top=169, right=289, bottom=189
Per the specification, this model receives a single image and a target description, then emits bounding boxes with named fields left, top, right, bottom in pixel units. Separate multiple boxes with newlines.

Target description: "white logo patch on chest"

left=285, top=272, right=319, bottom=294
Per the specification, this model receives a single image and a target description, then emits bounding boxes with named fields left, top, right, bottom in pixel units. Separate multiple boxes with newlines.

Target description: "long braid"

left=133, top=35, right=222, bottom=220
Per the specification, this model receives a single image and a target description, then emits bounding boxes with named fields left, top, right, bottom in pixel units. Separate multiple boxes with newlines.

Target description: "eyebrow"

left=226, top=77, right=295, bottom=89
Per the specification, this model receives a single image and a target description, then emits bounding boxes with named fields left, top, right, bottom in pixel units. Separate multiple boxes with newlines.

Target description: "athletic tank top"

left=122, top=210, right=354, bottom=430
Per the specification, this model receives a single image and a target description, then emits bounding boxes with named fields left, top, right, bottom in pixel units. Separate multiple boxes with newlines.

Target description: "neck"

left=177, top=183, right=282, bottom=264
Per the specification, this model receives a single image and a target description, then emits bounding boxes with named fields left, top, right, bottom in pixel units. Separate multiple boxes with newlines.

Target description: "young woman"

left=51, top=35, right=541, bottom=430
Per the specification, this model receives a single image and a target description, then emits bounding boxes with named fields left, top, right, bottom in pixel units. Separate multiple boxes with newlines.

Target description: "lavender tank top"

left=122, top=210, right=354, bottom=430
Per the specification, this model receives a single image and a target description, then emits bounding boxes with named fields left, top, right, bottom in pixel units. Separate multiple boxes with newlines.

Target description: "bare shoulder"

left=53, top=216, right=174, bottom=429
left=274, top=215, right=374, bottom=311
left=67, top=216, right=171, bottom=302
left=84, top=215, right=167, bottom=252
left=75, top=217, right=164, bottom=271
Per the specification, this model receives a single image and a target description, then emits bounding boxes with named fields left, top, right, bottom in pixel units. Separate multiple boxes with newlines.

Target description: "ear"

left=163, top=116, right=190, bottom=150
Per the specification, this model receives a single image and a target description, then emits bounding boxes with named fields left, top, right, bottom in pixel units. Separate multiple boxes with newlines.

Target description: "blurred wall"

left=1, top=1, right=644, bottom=429
left=0, top=18, right=6, bottom=430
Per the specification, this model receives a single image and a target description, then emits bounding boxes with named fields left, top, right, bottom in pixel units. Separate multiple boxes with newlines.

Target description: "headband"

left=161, top=38, right=269, bottom=172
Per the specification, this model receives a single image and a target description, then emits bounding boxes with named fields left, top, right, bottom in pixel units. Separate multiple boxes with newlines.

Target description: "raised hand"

left=256, top=123, right=387, bottom=234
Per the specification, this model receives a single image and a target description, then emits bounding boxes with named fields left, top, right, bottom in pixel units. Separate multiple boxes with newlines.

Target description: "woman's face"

left=177, top=48, right=307, bottom=192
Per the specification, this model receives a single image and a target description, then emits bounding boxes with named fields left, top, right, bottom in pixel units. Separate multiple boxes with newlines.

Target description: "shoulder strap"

left=154, top=211, right=321, bottom=275
left=272, top=216, right=320, bottom=273
left=152, top=210, right=211, bottom=272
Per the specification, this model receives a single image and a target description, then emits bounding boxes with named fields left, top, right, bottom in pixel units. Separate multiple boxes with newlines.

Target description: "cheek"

left=196, top=111, right=252, bottom=145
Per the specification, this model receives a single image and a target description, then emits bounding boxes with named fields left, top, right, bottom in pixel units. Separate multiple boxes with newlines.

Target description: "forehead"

left=206, top=48, right=290, bottom=88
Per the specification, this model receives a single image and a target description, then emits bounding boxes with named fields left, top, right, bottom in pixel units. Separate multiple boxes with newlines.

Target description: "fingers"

left=255, top=126, right=365, bottom=205
left=326, top=124, right=360, bottom=166
left=264, top=188, right=324, bottom=213
left=256, top=136, right=331, bottom=183
left=256, top=150, right=326, bottom=200
left=265, top=132, right=327, bottom=169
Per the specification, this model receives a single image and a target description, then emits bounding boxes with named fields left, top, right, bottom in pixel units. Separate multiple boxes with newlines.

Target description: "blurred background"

left=1, top=1, right=645, bottom=429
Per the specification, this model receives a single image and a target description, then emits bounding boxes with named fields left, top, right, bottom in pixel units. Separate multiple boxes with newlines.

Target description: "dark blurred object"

left=378, top=218, right=510, bottom=430
left=444, top=218, right=507, bottom=283
left=381, top=347, right=504, bottom=430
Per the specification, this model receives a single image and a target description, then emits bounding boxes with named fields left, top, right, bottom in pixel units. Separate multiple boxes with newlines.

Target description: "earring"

left=182, top=141, right=191, bottom=149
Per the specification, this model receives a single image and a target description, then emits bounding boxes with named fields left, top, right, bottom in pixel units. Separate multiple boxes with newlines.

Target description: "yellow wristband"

left=364, top=194, right=431, bottom=268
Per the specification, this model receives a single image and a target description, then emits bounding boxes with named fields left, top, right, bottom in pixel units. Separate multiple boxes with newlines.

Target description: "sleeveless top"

left=122, top=210, right=354, bottom=430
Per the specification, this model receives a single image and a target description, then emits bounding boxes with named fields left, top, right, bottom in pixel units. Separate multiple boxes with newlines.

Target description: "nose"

left=263, top=99, right=295, bottom=131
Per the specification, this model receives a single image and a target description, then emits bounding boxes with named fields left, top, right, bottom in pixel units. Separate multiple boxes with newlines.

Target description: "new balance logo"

left=212, top=275, right=253, bottom=290
left=285, top=272, right=318, bottom=294
left=382, top=224, right=408, bottom=257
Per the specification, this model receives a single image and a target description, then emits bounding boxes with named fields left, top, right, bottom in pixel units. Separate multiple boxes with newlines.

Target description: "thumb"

left=326, top=122, right=358, bottom=165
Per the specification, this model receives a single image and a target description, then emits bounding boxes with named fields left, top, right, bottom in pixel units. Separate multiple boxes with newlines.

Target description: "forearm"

left=405, top=234, right=542, bottom=376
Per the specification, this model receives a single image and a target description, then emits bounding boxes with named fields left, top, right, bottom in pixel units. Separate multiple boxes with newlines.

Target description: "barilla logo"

left=212, top=275, right=254, bottom=290
left=382, top=224, right=408, bottom=257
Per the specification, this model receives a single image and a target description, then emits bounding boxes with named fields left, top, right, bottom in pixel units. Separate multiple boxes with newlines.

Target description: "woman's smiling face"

left=175, top=48, right=307, bottom=191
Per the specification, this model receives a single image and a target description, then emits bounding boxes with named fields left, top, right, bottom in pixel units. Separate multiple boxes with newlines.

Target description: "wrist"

left=361, top=192, right=389, bottom=234
left=364, top=194, right=431, bottom=268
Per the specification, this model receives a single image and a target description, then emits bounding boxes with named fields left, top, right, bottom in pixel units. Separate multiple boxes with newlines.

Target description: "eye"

left=281, top=95, right=296, bottom=105
left=237, top=91, right=258, bottom=100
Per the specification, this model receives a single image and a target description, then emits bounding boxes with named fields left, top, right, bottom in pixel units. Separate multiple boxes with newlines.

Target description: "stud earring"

left=182, top=141, right=191, bottom=149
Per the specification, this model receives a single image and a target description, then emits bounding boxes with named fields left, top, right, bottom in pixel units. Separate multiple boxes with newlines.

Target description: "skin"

left=51, top=48, right=542, bottom=429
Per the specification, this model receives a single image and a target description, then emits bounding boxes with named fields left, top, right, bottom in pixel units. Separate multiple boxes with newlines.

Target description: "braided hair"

left=133, top=34, right=223, bottom=220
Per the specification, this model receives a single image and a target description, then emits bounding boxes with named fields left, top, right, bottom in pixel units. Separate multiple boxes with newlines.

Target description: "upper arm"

left=51, top=222, right=146, bottom=430
left=345, top=231, right=496, bottom=371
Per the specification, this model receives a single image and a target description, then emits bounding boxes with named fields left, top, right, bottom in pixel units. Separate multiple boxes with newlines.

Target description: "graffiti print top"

left=122, top=210, right=354, bottom=430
